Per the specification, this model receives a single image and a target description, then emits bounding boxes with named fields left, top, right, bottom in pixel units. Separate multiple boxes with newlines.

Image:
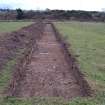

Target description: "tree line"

left=0, top=8, right=105, bottom=21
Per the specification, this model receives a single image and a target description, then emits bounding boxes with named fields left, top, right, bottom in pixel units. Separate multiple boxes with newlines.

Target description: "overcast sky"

left=0, top=0, right=105, bottom=11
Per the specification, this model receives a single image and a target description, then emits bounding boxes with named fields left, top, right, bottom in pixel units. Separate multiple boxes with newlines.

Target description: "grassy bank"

left=0, top=22, right=33, bottom=94
left=55, top=21, right=105, bottom=104
left=0, top=22, right=33, bottom=33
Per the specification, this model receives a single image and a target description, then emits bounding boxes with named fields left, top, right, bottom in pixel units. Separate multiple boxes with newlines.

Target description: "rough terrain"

left=6, top=23, right=91, bottom=100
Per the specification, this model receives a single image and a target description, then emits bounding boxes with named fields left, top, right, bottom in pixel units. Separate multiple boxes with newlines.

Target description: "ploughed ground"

left=6, top=23, right=91, bottom=100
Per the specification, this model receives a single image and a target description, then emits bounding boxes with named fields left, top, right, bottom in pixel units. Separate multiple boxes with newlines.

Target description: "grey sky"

left=0, top=0, right=105, bottom=11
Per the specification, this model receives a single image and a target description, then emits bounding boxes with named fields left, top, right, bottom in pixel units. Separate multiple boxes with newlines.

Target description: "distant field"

left=55, top=21, right=105, bottom=104
left=0, top=22, right=33, bottom=33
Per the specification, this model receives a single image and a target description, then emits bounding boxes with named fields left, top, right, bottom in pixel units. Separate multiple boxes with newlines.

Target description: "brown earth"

left=0, top=22, right=44, bottom=72
left=5, top=23, right=91, bottom=100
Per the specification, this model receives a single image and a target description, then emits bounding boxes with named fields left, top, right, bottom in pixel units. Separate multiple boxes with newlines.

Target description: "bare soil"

left=6, top=23, right=91, bottom=100
left=0, top=22, right=44, bottom=72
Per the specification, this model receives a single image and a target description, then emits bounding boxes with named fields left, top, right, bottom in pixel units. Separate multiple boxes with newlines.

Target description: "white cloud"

left=0, top=0, right=105, bottom=11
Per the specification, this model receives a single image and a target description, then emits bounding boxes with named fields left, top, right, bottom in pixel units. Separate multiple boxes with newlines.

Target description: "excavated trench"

left=5, top=23, right=91, bottom=100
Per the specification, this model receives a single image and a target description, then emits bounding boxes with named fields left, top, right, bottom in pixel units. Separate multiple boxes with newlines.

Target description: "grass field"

left=55, top=21, right=105, bottom=105
left=0, top=22, right=33, bottom=33
left=0, top=21, right=105, bottom=105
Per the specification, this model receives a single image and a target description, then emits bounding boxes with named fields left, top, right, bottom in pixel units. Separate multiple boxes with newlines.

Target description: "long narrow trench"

left=9, top=24, right=83, bottom=99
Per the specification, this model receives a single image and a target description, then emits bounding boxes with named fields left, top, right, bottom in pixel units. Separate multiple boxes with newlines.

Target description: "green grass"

left=54, top=21, right=105, bottom=104
left=0, top=97, right=68, bottom=105
left=1, top=21, right=105, bottom=105
left=0, top=22, right=33, bottom=33
left=0, top=93, right=105, bottom=105
left=0, top=48, right=26, bottom=95
left=0, top=59, right=16, bottom=93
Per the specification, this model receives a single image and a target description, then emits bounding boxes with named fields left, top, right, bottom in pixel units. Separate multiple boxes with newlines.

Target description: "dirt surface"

left=0, top=22, right=44, bottom=72
left=6, top=23, right=91, bottom=100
